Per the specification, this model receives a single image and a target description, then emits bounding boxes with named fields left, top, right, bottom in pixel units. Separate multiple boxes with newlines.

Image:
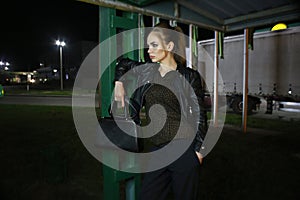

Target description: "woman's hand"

left=195, top=151, right=203, bottom=165
left=114, top=81, right=125, bottom=107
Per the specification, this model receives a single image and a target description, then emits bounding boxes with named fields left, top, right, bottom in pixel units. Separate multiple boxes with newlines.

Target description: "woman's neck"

left=159, top=56, right=177, bottom=70
left=158, top=57, right=177, bottom=77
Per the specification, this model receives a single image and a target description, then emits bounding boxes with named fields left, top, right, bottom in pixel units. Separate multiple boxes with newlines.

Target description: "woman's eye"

left=147, top=43, right=158, bottom=49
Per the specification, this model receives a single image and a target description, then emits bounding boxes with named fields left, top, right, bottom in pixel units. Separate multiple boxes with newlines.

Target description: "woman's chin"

left=151, top=58, right=160, bottom=63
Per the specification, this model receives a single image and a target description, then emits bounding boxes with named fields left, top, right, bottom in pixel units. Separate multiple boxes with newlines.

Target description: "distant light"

left=33, top=70, right=37, bottom=73
left=4, top=66, right=9, bottom=71
left=55, top=40, right=66, bottom=47
left=40, top=63, right=44, bottom=66
left=271, top=23, right=287, bottom=31
left=53, top=69, right=58, bottom=73
left=288, top=90, right=292, bottom=95
left=0, top=61, right=9, bottom=66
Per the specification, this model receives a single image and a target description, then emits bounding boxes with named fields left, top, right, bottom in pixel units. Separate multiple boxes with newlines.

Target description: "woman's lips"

left=149, top=56, right=155, bottom=59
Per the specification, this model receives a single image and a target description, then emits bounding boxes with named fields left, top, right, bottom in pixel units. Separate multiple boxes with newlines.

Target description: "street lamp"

left=55, top=40, right=66, bottom=90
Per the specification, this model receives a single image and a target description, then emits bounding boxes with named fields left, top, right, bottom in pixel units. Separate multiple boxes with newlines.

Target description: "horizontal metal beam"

left=177, top=0, right=224, bottom=25
left=78, top=0, right=225, bottom=31
left=143, top=1, right=223, bottom=29
left=224, top=4, right=300, bottom=25
left=78, top=0, right=300, bottom=32
left=226, top=11, right=300, bottom=32
left=119, top=0, right=159, bottom=6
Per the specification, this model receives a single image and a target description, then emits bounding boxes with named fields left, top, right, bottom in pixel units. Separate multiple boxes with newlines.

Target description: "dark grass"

left=0, top=105, right=103, bottom=200
left=213, top=112, right=300, bottom=133
left=4, top=89, right=73, bottom=96
left=200, top=126, right=300, bottom=200
left=0, top=105, right=300, bottom=199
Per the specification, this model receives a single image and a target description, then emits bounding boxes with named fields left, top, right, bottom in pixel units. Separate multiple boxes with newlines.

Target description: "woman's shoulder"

left=117, top=58, right=158, bottom=68
left=116, top=58, right=141, bottom=68
left=178, top=65, right=200, bottom=76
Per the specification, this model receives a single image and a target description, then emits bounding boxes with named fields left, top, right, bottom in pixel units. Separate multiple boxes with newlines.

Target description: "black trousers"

left=139, top=143, right=201, bottom=200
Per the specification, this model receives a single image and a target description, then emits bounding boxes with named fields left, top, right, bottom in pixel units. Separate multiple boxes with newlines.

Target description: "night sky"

left=0, top=0, right=99, bottom=71
left=0, top=0, right=217, bottom=71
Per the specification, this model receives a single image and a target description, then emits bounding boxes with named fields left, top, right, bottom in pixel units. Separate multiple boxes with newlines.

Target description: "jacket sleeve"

left=190, top=70, right=208, bottom=152
left=114, top=58, right=144, bottom=82
left=114, top=58, right=144, bottom=124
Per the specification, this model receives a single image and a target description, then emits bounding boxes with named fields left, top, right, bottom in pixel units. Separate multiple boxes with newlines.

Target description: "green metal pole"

left=99, top=7, right=116, bottom=118
left=99, top=6, right=141, bottom=200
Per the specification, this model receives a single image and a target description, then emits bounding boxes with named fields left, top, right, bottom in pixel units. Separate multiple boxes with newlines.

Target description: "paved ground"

left=1, top=94, right=299, bottom=122
left=0, top=94, right=100, bottom=107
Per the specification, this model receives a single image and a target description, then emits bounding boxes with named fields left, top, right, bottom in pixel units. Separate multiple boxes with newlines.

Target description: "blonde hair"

left=150, top=22, right=186, bottom=66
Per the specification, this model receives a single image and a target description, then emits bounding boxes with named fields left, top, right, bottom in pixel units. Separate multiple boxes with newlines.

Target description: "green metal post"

left=99, top=7, right=116, bottom=118
left=99, top=6, right=141, bottom=200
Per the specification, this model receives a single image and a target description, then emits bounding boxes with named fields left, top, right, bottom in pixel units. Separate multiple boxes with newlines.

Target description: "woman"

left=114, top=21, right=207, bottom=200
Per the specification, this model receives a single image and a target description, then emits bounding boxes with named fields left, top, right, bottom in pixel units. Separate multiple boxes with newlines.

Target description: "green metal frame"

left=99, top=7, right=141, bottom=200
left=100, top=8, right=139, bottom=118
left=0, top=84, right=4, bottom=97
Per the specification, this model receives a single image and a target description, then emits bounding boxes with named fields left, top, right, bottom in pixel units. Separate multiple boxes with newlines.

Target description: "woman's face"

left=147, top=32, right=168, bottom=63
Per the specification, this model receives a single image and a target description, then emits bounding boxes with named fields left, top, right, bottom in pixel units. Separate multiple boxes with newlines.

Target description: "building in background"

left=0, top=40, right=97, bottom=87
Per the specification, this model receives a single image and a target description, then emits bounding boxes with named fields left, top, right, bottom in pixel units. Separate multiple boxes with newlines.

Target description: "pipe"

left=242, top=28, right=249, bottom=133
left=213, top=31, right=219, bottom=126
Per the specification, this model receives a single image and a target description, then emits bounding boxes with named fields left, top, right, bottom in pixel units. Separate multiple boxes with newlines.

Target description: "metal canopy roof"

left=80, top=0, right=300, bottom=31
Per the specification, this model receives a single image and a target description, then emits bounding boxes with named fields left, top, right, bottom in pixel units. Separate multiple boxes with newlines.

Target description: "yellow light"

left=271, top=23, right=287, bottom=31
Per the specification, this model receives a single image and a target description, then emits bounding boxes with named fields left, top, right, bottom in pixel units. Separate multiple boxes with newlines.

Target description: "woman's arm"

left=114, top=58, right=144, bottom=107
left=189, top=70, right=208, bottom=162
left=115, top=58, right=144, bottom=82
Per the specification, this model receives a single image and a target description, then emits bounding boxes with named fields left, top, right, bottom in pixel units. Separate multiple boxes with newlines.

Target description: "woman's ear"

left=167, top=41, right=175, bottom=51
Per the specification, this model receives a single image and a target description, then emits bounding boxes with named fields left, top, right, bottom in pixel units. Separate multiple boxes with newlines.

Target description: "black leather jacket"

left=115, top=58, right=207, bottom=152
